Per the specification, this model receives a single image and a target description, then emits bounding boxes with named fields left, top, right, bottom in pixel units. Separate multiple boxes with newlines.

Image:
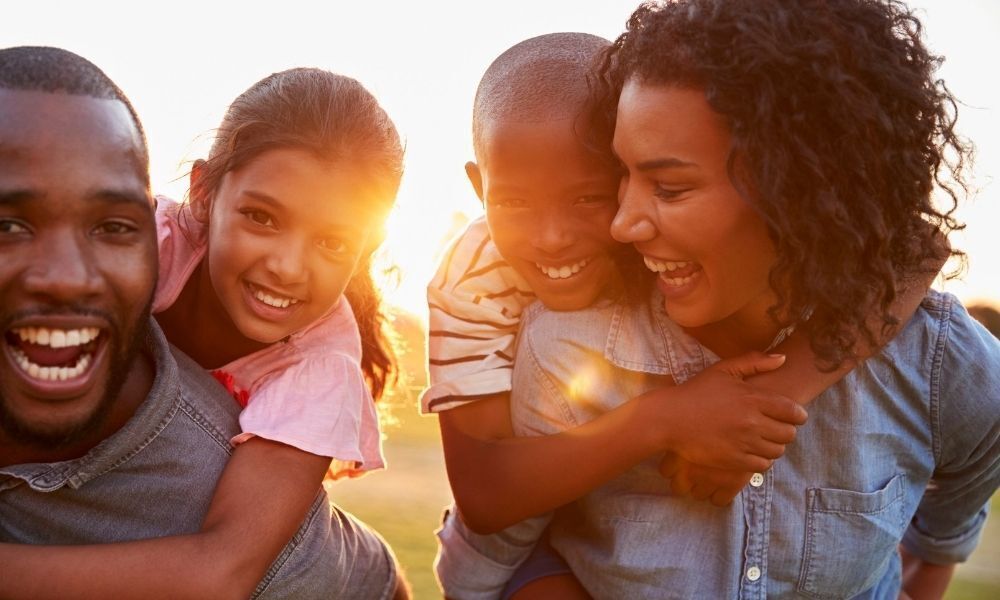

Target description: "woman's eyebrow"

left=636, top=157, right=697, bottom=172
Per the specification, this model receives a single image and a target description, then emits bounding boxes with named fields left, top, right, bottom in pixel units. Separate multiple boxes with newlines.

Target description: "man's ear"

left=188, top=159, right=211, bottom=223
left=465, top=161, right=484, bottom=205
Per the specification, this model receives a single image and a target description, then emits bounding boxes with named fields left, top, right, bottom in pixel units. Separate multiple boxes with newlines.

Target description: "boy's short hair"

left=472, top=32, right=609, bottom=163
left=0, top=45, right=149, bottom=182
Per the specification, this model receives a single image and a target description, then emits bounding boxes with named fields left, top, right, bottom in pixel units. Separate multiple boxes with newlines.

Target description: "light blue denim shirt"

left=0, top=320, right=397, bottom=599
left=508, top=289, right=1000, bottom=599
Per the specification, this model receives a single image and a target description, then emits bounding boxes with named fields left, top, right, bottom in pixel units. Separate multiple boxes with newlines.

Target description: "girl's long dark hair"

left=193, top=68, right=403, bottom=400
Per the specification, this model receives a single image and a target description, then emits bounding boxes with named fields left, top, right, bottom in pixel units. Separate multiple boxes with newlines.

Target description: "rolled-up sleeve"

left=902, top=298, right=1000, bottom=564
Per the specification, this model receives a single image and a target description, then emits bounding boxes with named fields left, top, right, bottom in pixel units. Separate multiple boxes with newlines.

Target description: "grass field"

left=329, top=316, right=1000, bottom=599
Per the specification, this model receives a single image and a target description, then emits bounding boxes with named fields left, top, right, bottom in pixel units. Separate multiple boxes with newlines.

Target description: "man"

left=0, top=46, right=403, bottom=599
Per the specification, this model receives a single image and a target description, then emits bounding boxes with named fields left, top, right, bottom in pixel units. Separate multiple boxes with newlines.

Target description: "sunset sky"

left=7, top=0, right=998, bottom=316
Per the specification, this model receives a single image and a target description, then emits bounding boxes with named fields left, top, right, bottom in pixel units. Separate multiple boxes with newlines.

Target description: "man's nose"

left=22, top=231, right=103, bottom=302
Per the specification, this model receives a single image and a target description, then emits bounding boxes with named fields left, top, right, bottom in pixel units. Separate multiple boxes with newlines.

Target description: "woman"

left=506, top=0, right=1000, bottom=597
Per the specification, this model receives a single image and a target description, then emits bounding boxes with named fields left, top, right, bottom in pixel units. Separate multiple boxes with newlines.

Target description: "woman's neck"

left=684, top=292, right=786, bottom=359
left=155, top=262, right=268, bottom=370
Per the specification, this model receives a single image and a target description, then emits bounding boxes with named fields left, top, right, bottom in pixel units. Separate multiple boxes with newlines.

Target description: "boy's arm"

left=440, top=352, right=805, bottom=534
left=666, top=261, right=941, bottom=505
left=0, top=438, right=329, bottom=600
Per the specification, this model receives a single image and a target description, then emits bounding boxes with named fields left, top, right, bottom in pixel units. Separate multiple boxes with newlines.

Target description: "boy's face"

left=469, top=118, right=621, bottom=311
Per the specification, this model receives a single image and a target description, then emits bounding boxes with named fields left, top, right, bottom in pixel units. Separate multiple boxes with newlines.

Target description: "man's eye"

left=0, top=220, right=29, bottom=234
left=95, top=221, right=137, bottom=235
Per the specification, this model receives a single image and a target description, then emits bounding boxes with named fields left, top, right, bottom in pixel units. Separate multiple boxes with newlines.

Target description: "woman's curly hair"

left=595, top=0, right=970, bottom=367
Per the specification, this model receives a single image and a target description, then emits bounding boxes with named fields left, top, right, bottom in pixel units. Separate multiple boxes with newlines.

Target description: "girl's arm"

left=0, top=438, right=330, bottom=600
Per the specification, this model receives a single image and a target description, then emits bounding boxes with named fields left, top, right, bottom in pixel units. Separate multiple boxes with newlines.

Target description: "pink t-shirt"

left=152, top=196, right=384, bottom=477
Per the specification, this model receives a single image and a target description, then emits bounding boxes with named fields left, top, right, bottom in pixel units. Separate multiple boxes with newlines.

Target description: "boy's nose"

left=611, top=183, right=657, bottom=243
left=532, top=213, right=574, bottom=255
left=23, top=232, right=103, bottom=302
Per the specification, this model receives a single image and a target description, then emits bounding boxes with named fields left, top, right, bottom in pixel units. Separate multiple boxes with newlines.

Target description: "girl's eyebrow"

left=241, top=189, right=284, bottom=208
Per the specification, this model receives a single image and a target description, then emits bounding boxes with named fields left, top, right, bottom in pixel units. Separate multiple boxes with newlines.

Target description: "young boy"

left=422, top=32, right=931, bottom=599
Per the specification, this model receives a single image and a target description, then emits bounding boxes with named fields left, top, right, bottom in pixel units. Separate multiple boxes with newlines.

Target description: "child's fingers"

left=711, top=351, right=786, bottom=379
left=734, top=454, right=774, bottom=473
left=749, top=439, right=787, bottom=461
left=756, top=394, right=808, bottom=425
left=709, top=486, right=742, bottom=507
left=760, top=422, right=798, bottom=445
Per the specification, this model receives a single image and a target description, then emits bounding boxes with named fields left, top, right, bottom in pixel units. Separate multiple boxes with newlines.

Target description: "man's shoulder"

left=170, top=344, right=242, bottom=440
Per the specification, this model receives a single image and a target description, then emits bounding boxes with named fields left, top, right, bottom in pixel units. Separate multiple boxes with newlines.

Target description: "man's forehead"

left=0, top=89, right=148, bottom=191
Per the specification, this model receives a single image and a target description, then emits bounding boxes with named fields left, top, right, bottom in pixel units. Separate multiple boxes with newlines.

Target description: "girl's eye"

left=653, top=184, right=691, bottom=202
left=0, top=219, right=29, bottom=235
left=319, top=238, right=349, bottom=254
left=243, top=209, right=275, bottom=228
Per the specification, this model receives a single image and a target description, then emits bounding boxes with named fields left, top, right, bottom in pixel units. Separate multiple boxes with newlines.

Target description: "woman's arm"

left=440, top=352, right=805, bottom=534
left=0, top=438, right=329, bottom=600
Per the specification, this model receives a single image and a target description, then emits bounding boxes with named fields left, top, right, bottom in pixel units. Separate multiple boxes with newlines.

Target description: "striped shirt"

left=421, top=216, right=535, bottom=413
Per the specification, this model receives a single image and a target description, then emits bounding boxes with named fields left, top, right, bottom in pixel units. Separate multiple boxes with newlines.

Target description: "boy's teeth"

left=643, top=257, right=692, bottom=273
left=535, top=258, right=589, bottom=280
left=254, top=289, right=299, bottom=309
left=11, top=347, right=92, bottom=382
left=13, top=327, right=100, bottom=348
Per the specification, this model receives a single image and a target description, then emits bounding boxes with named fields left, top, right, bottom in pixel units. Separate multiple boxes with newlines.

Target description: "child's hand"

left=659, top=453, right=751, bottom=506
left=646, top=352, right=808, bottom=472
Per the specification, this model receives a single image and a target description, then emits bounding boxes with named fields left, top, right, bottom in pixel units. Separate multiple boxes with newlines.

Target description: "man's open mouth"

left=5, top=326, right=104, bottom=382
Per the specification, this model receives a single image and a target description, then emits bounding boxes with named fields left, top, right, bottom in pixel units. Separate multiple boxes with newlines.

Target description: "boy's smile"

left=470, top=118, right=622, bottom=311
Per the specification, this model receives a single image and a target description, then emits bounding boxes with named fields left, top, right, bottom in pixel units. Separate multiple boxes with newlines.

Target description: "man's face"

left=471, top=118, right=622, bottom=311
left=0, top=89, right=156, bottom=446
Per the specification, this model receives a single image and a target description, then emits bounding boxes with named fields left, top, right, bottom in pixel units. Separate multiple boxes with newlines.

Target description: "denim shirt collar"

left=0, top=319, right=181, bottom=492
left=604, top=288, right=718, bottom=384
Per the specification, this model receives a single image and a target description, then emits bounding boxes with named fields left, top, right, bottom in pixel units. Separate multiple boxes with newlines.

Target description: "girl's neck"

left=155, top=262, right=268, bottom=370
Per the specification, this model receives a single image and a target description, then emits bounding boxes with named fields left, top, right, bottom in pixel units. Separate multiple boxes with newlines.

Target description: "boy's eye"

left=242, top=209, right=275, bottom=228
left=488, top=196, right=527, bottom=209
left=575, top=194, right=615, bottom=206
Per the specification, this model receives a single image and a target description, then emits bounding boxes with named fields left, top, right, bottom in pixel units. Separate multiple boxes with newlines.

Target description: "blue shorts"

left=500, top=533, right=572, bottom=600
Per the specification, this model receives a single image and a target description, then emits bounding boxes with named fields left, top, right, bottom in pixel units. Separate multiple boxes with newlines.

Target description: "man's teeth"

left=642, top=257, right=692, bottom=273
left=254, top=289, right=300, bottom=309
left=13, top=327, right=100, bottom=348
left=10, top=347, right=92, bottom=382
left=535, top=258, right=589, bottom=280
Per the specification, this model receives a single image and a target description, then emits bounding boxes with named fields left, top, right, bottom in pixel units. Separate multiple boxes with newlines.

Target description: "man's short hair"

left=472, top=32, right=610, bottom=162
left=0, top=46, right=149, bottom=184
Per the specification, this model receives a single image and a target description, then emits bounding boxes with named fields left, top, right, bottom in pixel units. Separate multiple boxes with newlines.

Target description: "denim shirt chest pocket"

left=798, top=474, right=907, bottom=599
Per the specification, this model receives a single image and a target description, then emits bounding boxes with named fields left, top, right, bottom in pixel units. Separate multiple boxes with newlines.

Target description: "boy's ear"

left=465, top=161, right=484, bottom=205
left=188, top=159, right=211, bottom=222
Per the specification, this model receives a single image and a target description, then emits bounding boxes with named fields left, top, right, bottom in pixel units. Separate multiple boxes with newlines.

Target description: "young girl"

left=0, top=68, right=406, bottom=598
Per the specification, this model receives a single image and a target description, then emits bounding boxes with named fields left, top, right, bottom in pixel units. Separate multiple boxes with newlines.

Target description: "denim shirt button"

left=746, top=566, right=762, bottom=581
left=750, top=473, right=764, bottom=487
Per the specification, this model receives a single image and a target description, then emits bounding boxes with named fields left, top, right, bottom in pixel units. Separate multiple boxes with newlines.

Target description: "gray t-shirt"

left=0, top=320, right=396, bottom=599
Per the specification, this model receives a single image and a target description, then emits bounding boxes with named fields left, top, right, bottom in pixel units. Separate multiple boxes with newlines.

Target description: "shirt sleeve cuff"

left=901, top=504, right=990, bottom=565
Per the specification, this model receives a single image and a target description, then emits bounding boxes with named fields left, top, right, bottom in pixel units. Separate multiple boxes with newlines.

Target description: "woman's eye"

left=243, top=209, right=275, bottom=227
left=653, top=185, right=691, bottom=202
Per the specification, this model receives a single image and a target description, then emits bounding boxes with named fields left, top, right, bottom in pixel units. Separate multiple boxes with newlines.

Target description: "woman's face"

left=611, top=80, right=779, bottom=346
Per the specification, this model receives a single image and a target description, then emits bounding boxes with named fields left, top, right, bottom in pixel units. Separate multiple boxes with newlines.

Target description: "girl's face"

left=195, top=148, right=377, bottom=344
left=611, top=81, right=780, bottom=350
